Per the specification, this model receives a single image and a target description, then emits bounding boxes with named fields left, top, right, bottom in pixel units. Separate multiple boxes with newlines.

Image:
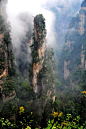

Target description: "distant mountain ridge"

left=51, top=0, right=83, bottom=50
left=58, top=0, right=86, bottom=89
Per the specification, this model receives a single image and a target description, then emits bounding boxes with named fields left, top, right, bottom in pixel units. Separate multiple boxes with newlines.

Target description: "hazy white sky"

left=7, top=0, right=83, bottom=16
left=6, top=0, right=56, bottom=47
left=6, top=0, right=83, bottom=48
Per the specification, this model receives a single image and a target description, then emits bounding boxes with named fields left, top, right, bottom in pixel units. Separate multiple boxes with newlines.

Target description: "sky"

left=6, top=0, right=83, bottom=51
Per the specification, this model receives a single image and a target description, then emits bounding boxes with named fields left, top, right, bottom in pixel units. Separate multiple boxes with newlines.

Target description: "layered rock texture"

left=32, top=14, right=46, bottom=93
left=0, top=0, right=16, bottom=104
left=0, top=28, right=16, bottom=103
left=58, top=0, right=86, bottom=89
left=64, top=0, right=86, bottom=79
left=29, top=14, right=56, bottom=103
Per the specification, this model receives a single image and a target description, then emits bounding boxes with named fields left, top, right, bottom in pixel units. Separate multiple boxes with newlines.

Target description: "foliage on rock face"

left=80, top=70, right=86, bottom=91
left=81, top=0, right=86, bottom=7
left=0, top=15, right=5, bottom=34
left=0, top=54, right=5, bottom=73
left=0, top=7, right=18, bottom=125
left=2, top=76, right=16, bottom=96
left=60, top=31, right=84, bottom=71
left=34, top=14, right=45, bottom=30
left=38, top=47, right=56, bottom=94
left=28, top=46, right=57, bottom=127
left=58, top=0, right=86, bottom=90
left=28, top=14, right=57, bottom=126
left=68, top=14, right=80, bottom=30
left=31, top=14, right=46, bottom=64
left=0, top=16, right=5, bottom=74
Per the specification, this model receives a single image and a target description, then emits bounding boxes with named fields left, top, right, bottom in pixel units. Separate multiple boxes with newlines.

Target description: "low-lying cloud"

left=6, top=0, right=83, bottom=50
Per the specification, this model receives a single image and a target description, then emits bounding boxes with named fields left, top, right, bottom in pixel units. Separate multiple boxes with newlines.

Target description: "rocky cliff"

left=78, top=0, right=86, bottom=35
left=0, top=29, right=16, bottom=103
left=28, top=14, right=56, bottom=105
left=57, top=0, right=86, bottom=91
left=0, top=0, right=7, bottom=19
left=0, top=1, right=16, bottom=104
left=63, top=0, right=86, bottom=81
left=0, top=3, right=56, bottom=125
left=32, top=14, right=46, bottom=93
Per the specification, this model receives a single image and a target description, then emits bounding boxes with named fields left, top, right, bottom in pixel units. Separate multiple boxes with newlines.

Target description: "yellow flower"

left=2, top=62, right=4, bottom=64
left=53, top=112, right=58, bottom=117
left=82, top=91, right=86, bottom=94
left=61, top=120, right=68, bottom=127
left=58, top=112, right=63, bottom=117
left=19, top=106, right=25, bottom=115
left=25, top=126, right=31, bottom=129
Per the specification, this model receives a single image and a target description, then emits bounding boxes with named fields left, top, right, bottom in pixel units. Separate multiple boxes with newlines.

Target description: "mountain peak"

left=81, top=0, right=86, bottom=7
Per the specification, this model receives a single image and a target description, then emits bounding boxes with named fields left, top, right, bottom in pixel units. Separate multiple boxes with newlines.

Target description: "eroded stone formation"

left=32, top=14, right=46, bottom=93
left=0, top=32, right=16, bottom=103
left=64, top=0, right=86, bottom=80
left=0, top=0, right=16, bottom=103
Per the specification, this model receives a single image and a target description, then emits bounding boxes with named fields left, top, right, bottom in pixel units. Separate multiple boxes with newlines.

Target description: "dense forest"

left=0, top=0, right=86, bottom=129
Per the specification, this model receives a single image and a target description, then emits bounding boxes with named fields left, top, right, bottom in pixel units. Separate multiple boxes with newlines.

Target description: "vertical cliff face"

left=80, top=44, right=86, bottom=70
left=64, top=60, right=70, bottom=80
left=0, top=0, right=4, bottom=17
left=79, top=14, right=85, bottom=35
left=0, top=1, right=16, bottom=104
left=32, top=14, right=46, bottom=93
left=0, top=0, right=7, bottom=19
left=40, top=47, right=56, bottom=101
left=62, top=0, right=86, bottom=81
left=78, top=0, right=86, bottom=35
left=0, top=30, right=16, bottom=103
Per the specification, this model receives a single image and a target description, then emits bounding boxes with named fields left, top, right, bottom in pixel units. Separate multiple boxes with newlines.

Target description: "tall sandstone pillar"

left=32, top=14, right=46, bottom=93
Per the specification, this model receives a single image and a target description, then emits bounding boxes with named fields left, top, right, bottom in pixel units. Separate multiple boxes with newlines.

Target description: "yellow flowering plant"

left=25, top=125, right=31, bottom=129
left=52, top=112, right=63, bottom=118
left=82, top=91, right=86, bottom=94
left=52, top=112, right=58, bottom=117
left=58, top=112, right=63, bottom=117
left=19, top=106, right=25, bottom=115
left=44, top=113, right=86, bottom=129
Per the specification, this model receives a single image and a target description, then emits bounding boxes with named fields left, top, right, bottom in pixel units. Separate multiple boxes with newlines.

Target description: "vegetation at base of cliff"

left=0, top=105, right=86, bottom=129
left=0, top=89, right=86, bottom=128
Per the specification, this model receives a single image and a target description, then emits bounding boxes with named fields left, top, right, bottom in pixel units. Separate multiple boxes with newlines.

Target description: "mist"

left=6, top=0, right=83, bottom=53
